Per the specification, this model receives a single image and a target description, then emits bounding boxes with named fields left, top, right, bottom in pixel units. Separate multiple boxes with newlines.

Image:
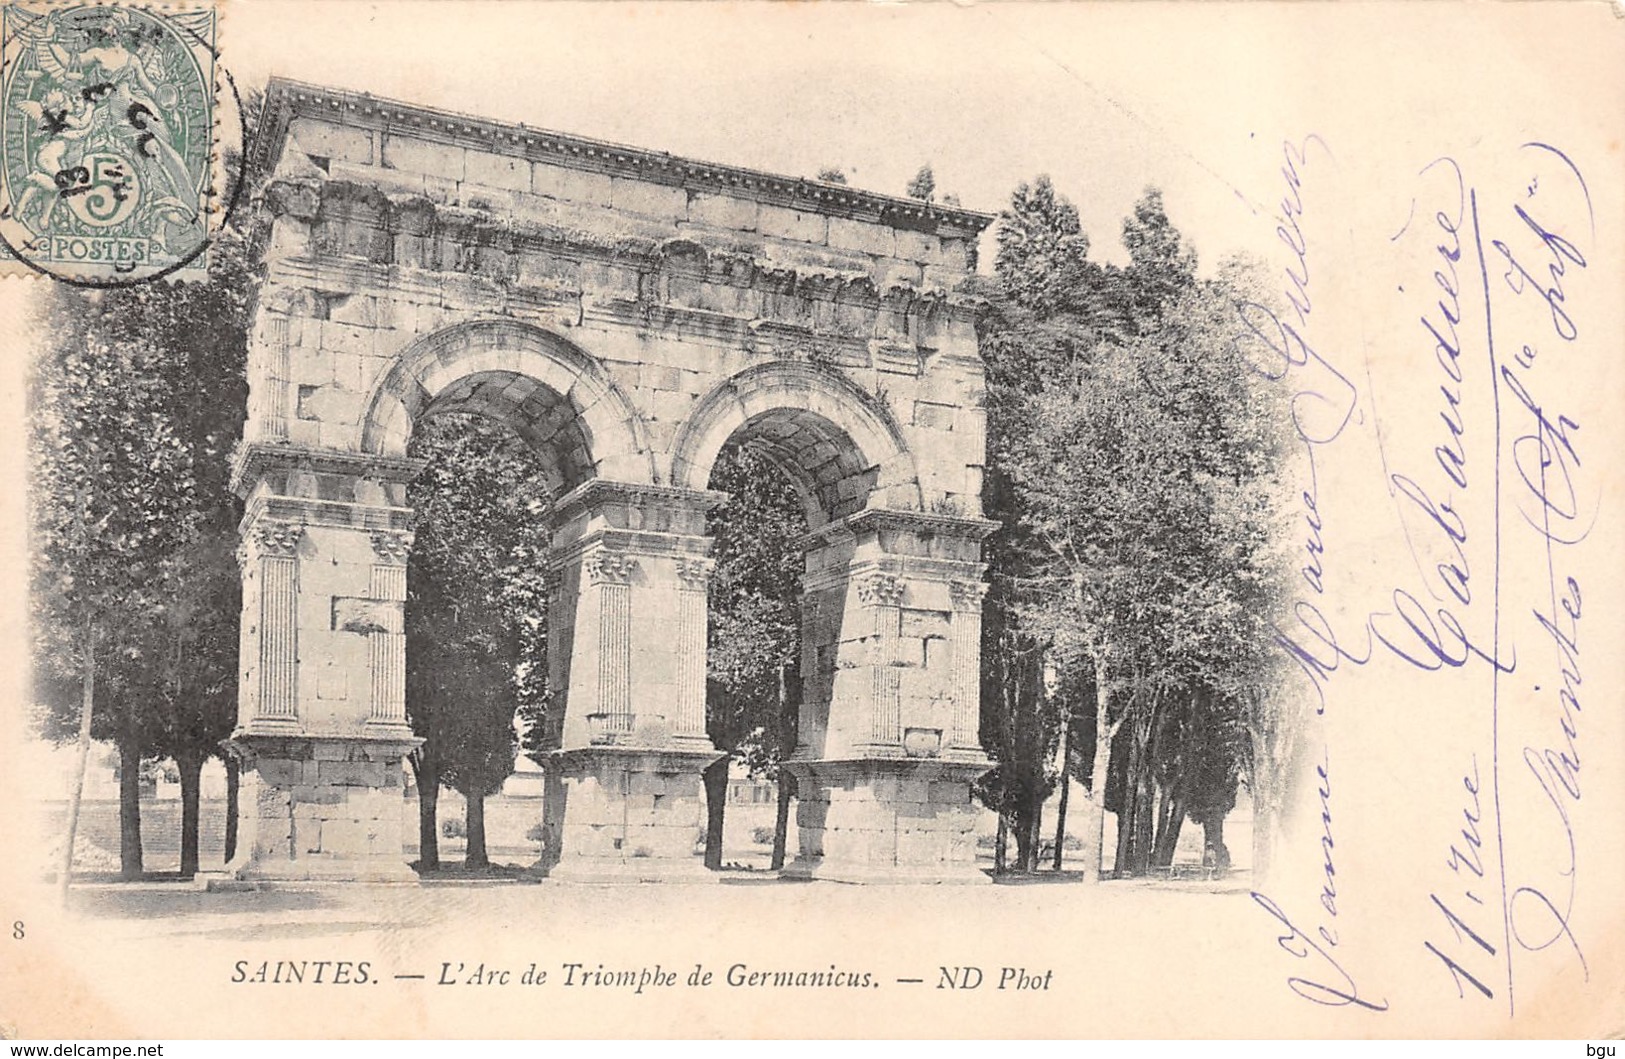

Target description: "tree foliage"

left=29, top=219, right=253, bottom=876
left=704, top=444, right=807, bottom=772
left=699, top=443, right=808, bottom=869
left=405, top=412, right=551, bottom=868
left=905, top=164, right=936, bottom=203
left=979, top=179, right=1289, bottom=877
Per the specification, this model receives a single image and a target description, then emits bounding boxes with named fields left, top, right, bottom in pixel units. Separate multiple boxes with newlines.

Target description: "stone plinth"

left=225, top=733, right=421, bottom=882
left=536, top=746, right=721, bottom=883
left=781, top=759, right=989, bottom=884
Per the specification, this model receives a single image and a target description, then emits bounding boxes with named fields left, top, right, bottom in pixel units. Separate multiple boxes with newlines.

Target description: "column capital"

left=856, top=571, right=907, bottom=608
left=948, top=579, right=989, bottom=612
left=369, top=529, right=415, bottom=567
left=241, top=520, right=305, bottom=566
left=675, top=556, right=716, bottom=590
left=584, top=549, right=639, bottom=586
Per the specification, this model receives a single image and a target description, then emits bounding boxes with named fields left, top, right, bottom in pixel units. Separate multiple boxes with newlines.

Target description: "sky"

left=215, top=1, right=1302, bottom=271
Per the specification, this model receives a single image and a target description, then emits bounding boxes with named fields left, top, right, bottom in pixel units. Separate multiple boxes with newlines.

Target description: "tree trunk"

left=1201, top=812, right=1231, bottom=872
left=1120, top=692, right=1161, bottom=877
left=1114, top=710, right=1144, bottom=877
left=223, top=755, right=240, bottom=864
left=1251, top=789, right=1278, bottom=883
left=1052, top=723, right=1071, bottom=872
left=770, top=664, right=795, bottom=872
left=770, top=770, right=794, bottom=871
left=116, top=724, right=144, bottom=881
left=1010, top=802, right=1037, bottom=873
left=177, top=750, right=204, bottom=877
left=60, top=620, right=98, bottom=903
left=1082, top=654, right=1117, bottom=885
left=994, top=813, right=1008, bottom=874
left=1247, top=691, right=1295, bottom=887
left=413, top=756, right=440, bottom=870
left=60, top=622, right=97, bottom=901
left=1153, top=786, right=1186, bottom=869
left=1010, top=811, right=1029, bottom=872
left=1132, top=741, right=1156, bottom=874
left=702, top=757, right=728, bottom=871
left=464, top=792, right=488, bottom=870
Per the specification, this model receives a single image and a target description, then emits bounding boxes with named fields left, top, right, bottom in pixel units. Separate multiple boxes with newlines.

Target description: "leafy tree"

left=703, top=444, right=807, bottom=869
left=127, top=232, right=251, bottom=877
left=30, top=86, right=261, bottom=880
left=973, top=174, right=1115, bottom=874
left=30, top=219, right=252, bottom=878
left=31, top=302, right=190, bottom=879
left=980, top=180, right=1287, bottom=880
left=405, top=413, right=551, bottom=870
left=973, top=622, right=1059, bottom=873
left=905, top=164, right=936, bottom=203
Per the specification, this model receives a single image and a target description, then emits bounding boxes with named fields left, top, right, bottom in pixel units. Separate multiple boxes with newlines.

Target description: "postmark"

left=0, top=1, right=220, bottom=284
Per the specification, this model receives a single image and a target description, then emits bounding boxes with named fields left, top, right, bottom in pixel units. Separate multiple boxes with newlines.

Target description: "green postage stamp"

left=0, top=2, right=219, bottom=284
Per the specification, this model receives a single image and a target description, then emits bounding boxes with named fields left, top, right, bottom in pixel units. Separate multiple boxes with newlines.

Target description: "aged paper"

left=1, top=0, right=1622, bottom=1040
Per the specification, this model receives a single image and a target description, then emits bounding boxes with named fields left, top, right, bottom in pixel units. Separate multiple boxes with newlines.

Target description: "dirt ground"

left=8, top=868, right=1270, bottom=1039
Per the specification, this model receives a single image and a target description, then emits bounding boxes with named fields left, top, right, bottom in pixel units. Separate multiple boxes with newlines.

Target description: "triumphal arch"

left=226, top=78, right=996, bottom=883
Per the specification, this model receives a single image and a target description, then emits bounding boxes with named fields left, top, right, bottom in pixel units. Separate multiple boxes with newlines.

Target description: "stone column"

left=859, top=572, right=907, bottom=750
left=948, top=579, right=988, bottom=750
left=782, top=508, right=997, bottom=884
left=223, top=444, right=423, bottom=883
left=584, top=547, right=637, bottom=738
left=366, top=530, right=413, bottom=730
left=537, top=480, right=726, bottom=882
left=673, top=556, right=715, bottom=740
left=237, top=519, right=305, bottom=730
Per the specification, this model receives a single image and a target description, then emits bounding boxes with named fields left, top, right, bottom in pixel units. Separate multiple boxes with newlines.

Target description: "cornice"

left=800, top=507, right=1000, bottom=551
left=231, top=442, right=428, bottom=497
left=255, top=77, right=995, bottom=242
left=550, top=478, right=730, bottom=525
left=260, top=189, right=985, bottom=323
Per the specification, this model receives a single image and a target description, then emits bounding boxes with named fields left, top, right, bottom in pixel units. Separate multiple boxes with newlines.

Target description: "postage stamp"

left=0, top=2, right=219, bottom=284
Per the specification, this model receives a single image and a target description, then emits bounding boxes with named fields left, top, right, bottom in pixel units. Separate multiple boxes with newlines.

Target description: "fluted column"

left=948, top=579, right=988, bottom=749
left=674, top=556, right=715, bottom=739
left=366, top=529, right=412, bottom=727
left=585, top=547, right=637, bottom=737
left=858, top=571, right=906, bottom=747
left=244, top=520, right=304, bottom=727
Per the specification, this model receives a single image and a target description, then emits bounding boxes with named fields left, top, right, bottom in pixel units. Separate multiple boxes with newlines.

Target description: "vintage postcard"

left=0, top=0, right=1620, bottom=1041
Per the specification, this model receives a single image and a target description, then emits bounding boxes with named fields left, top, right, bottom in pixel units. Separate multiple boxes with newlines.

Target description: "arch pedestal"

left=224, top=446, right=424, bottom=882
left=532, top=481, right=728, bottom=882
left=783, top=509, right=995, bottom=884
left=781, top=760, right=989, bottom=884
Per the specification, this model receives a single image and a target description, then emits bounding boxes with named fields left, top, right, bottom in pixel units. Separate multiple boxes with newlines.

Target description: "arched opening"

left=699, top=404, right=880, bottom=872
left=670, top=361, right=921, bottom=517
left=403, top=409, right=553, bottom=874
left=359, top=318, right=655, bottom=487
left=369, top=322, right=652, bottom=875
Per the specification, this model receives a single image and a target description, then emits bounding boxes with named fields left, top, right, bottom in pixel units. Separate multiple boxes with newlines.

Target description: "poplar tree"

left=980, top=179, right=1288, bottom=879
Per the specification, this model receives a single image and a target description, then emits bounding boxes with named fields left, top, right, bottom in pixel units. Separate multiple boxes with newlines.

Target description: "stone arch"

left=670, top=362, right=921, bottom=525
left=359, top=319, right=656, bottom=491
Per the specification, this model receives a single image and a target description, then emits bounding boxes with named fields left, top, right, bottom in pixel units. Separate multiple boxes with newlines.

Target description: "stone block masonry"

left=225, top=78, right=997, bottom=884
